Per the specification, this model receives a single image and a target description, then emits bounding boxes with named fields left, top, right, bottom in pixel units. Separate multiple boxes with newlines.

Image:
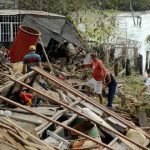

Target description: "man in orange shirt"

left=82, top=53, right=106, bottom=103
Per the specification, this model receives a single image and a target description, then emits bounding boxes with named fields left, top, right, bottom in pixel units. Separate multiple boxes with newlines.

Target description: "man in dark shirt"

left=105, top=69, right=117, bottom=108
left=22, top=45, right=42, bottom=74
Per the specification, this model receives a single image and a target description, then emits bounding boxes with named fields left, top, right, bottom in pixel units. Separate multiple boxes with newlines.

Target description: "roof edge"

left=0, top=9, right=65, bottom=18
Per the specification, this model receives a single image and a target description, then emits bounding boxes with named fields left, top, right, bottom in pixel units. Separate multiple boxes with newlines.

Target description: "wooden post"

left=39, top=36, right=54, bottom=76
left=110, top=45, right=115, bottom=63
left=145, top=51, right=150, bottom=70
left=138, top=54, right=143, bottom=75
left=129, top=0, right=136, bottom=26
left=122, top=44, right=128, bottom=69
left=104, top=43, right=110, bottom=68
left=126, top=59, right=131, bottom=76
left=133, top=47, right=139, bottom=71
left=114, top=59, right=119, bottom=76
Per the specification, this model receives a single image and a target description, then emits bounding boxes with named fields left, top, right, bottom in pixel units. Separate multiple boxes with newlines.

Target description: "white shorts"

left=85, top=78, right=102, bottom=94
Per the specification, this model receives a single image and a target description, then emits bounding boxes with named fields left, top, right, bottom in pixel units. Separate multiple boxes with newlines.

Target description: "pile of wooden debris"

left=0, top=117, right=55, bottom=150
left=0, top=67, right=149, bottom=150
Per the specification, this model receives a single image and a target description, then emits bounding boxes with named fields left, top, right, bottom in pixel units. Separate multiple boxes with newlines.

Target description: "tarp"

left=22, top=14, right=84, bottom=48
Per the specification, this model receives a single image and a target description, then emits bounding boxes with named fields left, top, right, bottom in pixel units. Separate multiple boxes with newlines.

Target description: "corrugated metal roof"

left=22, top=15, right=84, bottom=48
left=0, top=10, right=84, bottom=48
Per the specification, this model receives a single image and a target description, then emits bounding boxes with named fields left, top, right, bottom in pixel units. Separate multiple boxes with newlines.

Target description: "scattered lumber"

left=0, top=63, right=149, bottom=150
left=9, top=67, right=149, bottom=150
left=0, top=117, right=55, bottom=150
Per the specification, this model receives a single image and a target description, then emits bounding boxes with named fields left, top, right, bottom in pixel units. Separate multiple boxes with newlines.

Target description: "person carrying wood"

left=104, top=69, right=117, bottom=108
left=81, top=53, right=106, bottom=104
left=22, top=45, right=43, bottom=74
left=140, top=68, right=150, bottom=96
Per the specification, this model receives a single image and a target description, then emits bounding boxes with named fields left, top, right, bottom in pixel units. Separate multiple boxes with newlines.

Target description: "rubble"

left=0, top=29, right=149, bottom=149
left=0, top=117, right=55, bottom=150
left=0, top=66, right=149, bottom=150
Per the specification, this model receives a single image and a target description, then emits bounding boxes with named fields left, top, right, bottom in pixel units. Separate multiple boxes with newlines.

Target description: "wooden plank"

left=0, top=143, right=16, bottom=150
left=58, top=90, right=69, bottom=104
left=71, top=145, right=99, bottom=150
left=0, top=114, right=42, bottom=126
left=24, top=146, right=38, bottom=150
left=3, top=117, right=56, bottom=150
left=106, top=117, right=128, bottom=133
left=0, top=129, right=17, bottom=145
left=0, top=139, right=17, bottom=150
left=36, top=111, right=66, bottom=135
left=67, top=92, right=103, bottom=116
left=12, top=121, right=37, bottom=137
left=8, top=130, right=48, bottom=150
left=54, top=114, right=77, bottom=134
left=0, top=122, right=14, bottom=130
left=0, top=129, right=26, bottom=150
left=0, top=107, right=55, bottom=116
left=138, top=112, right=148, bottom=127
left=47, top=130, right=70, bottom=145
left=13, top=107, right=55, bottom=116
left=36, top=100, right=80, bottom=135
left=1, top=96, right=113, bottom=150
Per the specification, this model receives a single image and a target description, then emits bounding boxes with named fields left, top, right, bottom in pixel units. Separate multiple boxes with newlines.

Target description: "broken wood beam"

left=39, top=36, right=54, bottom=76
left=0, top=128, right=26, bottom=150
left=106, top=117, right=128, bottom=133
left=0, top=114, right=42, bottom=126
left=46, top=130, right=70, bottom=146
left=54, top=114, right=78, bottom=134
left=36, top=99, right=81, bottom=135
left=141, top=127, right=150, bottom=130
left=2, top=117, right=56, bottom=150
left=0, top=107, right=53, bottom=116
left=71, top=145, right=99, bottom=150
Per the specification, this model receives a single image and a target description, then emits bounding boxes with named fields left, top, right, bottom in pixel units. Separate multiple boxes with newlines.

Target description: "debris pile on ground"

left=0, top=67, right=149, bottom=150
left=0, top=40, right=149, bottom=149
left=0, top=117, right=55, bottom=150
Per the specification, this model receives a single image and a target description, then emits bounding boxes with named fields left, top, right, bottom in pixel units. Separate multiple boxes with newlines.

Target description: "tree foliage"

left=18, top=0, right=93, bottom=15
left=102, top=0, right=150, bottom=11
left=2, top=0, right=150, bottom=11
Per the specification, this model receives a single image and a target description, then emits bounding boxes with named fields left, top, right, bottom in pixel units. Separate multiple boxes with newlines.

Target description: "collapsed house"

left=0, top=10, right=84, bottom=63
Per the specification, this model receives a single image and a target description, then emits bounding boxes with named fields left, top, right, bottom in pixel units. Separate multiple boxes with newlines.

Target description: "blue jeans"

left=107, top=85, right=116, bottom=107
